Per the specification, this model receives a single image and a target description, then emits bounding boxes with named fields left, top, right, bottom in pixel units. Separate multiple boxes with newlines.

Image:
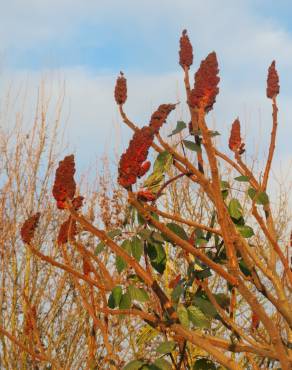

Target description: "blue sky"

left=0, top=0, right=291, bottom=188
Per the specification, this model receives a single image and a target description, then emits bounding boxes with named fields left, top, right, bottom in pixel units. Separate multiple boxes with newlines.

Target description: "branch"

left=129, top=193, right=238, bottom=286
left=262, top=97, right=278, bottom=191
left=25, top=243, right=107, bottom=291
left=0, top=325, right=51, bottom=364
left=145, top=204, right=222, bottom=236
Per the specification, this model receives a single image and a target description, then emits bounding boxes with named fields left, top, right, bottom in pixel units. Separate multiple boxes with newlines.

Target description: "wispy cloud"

left=0, top=1, right=291, bottom=191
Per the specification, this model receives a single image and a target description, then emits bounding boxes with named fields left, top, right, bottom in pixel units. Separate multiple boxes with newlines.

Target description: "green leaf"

left=144, top=172, right=164, bottom=190
left=119, top=292, right=132, bottom=309
left=192, top=297, right=218, bottom=319
left=248, top=188, right=269, bottom=205
left=248, top=187, right=257, bottom=200
left=177, top=305, right=190, bottom=328
left=228, top=199, right=243, bottom=220
left=194, top=268, right=212, bottom=280
left=108, top=293, right=116, bottom=309
left=188, top=306, right=210, bottom=328
left=142, top=365, right=160, bottom=370
left=95, top=241, right=105, bottom=255
left=153, top=359, right=172, bottom=370
left=121, top=239, right=132, bottom=253
left=95, top=229, right=122, bottom=254
left=156, top=340, right=176, bottom=354
left=220, top=181, right=230, bottom=190
left=214, top=293, right=230, bottom=310
left=221, top=189, right=229, bottom=200
left=239, top=260, right=252, bottom=277
left=136, top=324, right=159, bottom=349
left=193, top=358, right=217, bottom=370
left=147, top=243, right=166, bottom=274
left=195, top=238, right=207, bottom=246
left=108, top=229, right=122, bottom=238
left=139, top=229, right=153, bottom=243
left=127, top=285, right=150, bottom=302
left=236, top=225, right=254, bottom=238
left=168, top=121, right=186, bottom=137
left=234, top=175, right=249, bottom=182
left=116, top=240, right=131, bottom=271
left=137, top=212, right=146, bottom=225
left=128, top=274, right=143, bottom=283
left=166, top=223, right=188, bottom=241
left=183, top=140, right=202, bottom=153
left=153, top=151, right=173, bottom=173
left=123, top=360, right=145, bottom=370
left=108, top=286, right=123, bottom=308
left=171, top=283, right=184, bottom=303
left=116, top=256, right=127, bottom=273
left=131, top=237, right=143, bottom=261
left=256, top=192, right=269, bottom=205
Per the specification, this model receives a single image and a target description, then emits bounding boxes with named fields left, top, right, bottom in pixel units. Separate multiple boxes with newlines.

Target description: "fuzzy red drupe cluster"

left=52, top=155, right=76, bottom=209
left=20, top=213, right=41, bottom=244
left=179, top=29, right=193, bottom=69
left=229, top=118, right=245, bottom=154
left=189, top=51, right=220, bottom=113
left=266, top=61, right=279, bottom=99
left=118, top=104, right=175, bottom=188
left=114, top=71, right=127, bottom=105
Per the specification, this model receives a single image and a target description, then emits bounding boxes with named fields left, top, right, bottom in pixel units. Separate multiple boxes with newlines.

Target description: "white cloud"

left=0, top=0, right=291, bottom=193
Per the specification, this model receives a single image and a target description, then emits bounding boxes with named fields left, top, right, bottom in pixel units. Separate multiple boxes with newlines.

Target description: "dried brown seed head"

left=266, top=61, right=279, bottom=99
left=189, top=51, right=220, bottom=113
left=52, top=155, right=76, bottom=209
left=179, top=29, right=193, bottom=69
left=21, top=213, right=40, bottom=244
left=114, top=71, right=127, bottom=105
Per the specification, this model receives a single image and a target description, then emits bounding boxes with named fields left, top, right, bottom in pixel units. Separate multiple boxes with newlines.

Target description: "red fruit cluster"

left=58, top=217, right=78, bottom=245
left=138, top=161, right=151, bottom=177
left=114, top=71, right=127, bottom=105
left=52, top=155, right=76, bottom=209
left=149, top=104, right=176, bottom=134
left=179, top=29, right=193, bottom=69
left=229, top=119, right=245, bottom=154
left=72, top=196, right=84, bottom=210
left=118, top=103, right=175, bottom=188
left=137, top=189, right=156, bottom=202
left=118, top=127, right=153, bottom=188
left=20, top=213, right=40, bottom=244
left=189, top=52, right=220, bottom=113
left=266, top=61, right=279, bottom=99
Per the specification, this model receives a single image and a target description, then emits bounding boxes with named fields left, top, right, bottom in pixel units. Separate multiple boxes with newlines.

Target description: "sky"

left=0, top=0, right=291, bottom=195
